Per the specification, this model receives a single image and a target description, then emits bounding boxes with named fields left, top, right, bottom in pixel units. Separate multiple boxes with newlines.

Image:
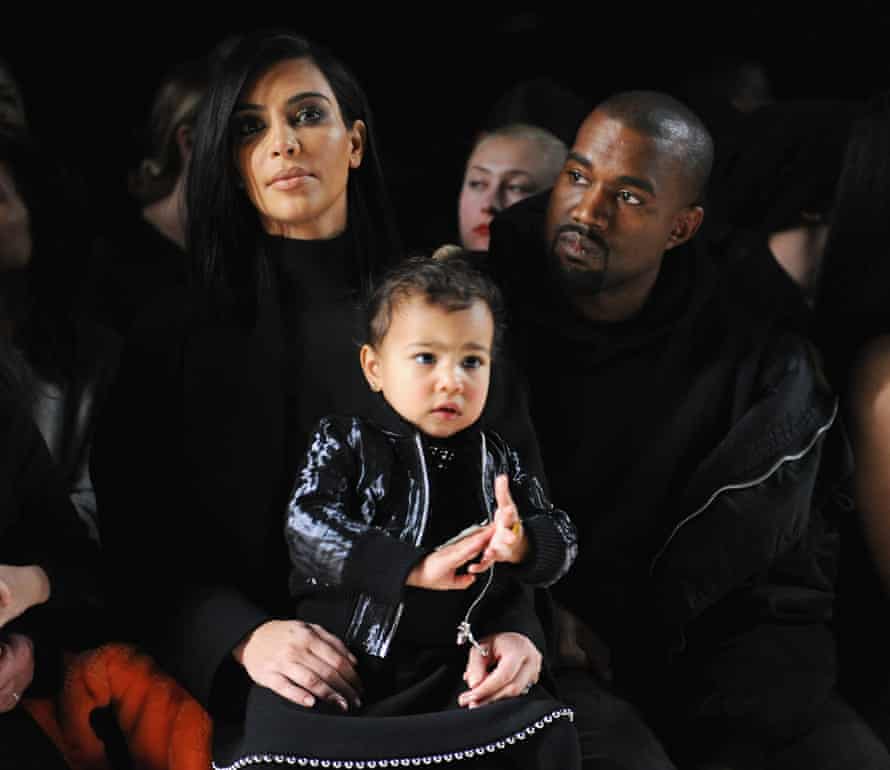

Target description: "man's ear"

left=349, top=120, right=366, bottom=169
left=360, top=343, right=381, bottom=391
left=665, top=205, right=704, bottom=251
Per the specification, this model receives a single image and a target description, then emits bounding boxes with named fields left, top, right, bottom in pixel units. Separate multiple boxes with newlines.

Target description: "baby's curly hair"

left=365, top=248, right=505, bottom=354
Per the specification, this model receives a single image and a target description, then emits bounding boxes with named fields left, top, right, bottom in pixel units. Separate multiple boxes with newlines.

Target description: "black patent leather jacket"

left=285, top=415, right=578, bottom=658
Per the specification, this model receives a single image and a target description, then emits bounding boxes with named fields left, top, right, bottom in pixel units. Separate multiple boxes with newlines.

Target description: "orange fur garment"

left=23, top=643, right=212, bottom=770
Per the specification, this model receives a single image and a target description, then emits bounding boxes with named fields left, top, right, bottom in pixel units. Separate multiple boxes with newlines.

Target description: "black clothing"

left=0, top=393, right=101, bottom=768
left=214, top=412, right=581, bottom=769
left=486, top=192, right=889, bottom=768
left=85, top=212, right=187, bottom=338
left=285, top=413, right=576, bottom=660
left=92, top=231, right=547, bottom=727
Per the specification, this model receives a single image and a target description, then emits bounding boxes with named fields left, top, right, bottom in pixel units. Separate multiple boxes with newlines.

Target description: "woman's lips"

left=269, top=168, right=311, bottom=190
left=472, top=223, right=490, bottom=237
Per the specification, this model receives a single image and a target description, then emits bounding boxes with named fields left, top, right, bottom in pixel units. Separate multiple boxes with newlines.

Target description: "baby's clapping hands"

left=469, top=475, right=529, bottom=573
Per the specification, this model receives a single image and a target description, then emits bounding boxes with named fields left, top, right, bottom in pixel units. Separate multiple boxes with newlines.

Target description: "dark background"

left=4, top=5, right=890, bottom=249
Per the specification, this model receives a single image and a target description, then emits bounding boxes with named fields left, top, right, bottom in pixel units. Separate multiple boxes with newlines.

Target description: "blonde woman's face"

left=458, top=134, right=558, bottom=251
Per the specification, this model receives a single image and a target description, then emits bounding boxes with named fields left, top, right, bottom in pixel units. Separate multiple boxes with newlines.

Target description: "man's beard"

left=548, top=224, right=609, bottom=297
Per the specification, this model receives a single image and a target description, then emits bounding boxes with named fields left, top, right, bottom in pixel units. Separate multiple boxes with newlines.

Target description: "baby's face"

left=361, top=295, right=494, bottom=438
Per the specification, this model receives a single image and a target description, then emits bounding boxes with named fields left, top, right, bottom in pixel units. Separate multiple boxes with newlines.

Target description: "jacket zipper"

left=650, top=399, right=838, bottom=574
left=457, top=432, right=494, bottom=655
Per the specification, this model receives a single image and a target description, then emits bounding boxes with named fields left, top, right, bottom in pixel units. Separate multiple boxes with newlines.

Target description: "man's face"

left=545, top=111, right=700, bottom=305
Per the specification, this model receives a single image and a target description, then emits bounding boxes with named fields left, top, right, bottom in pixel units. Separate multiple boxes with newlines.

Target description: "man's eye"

left=566, top=169, right=586, bottom=185
left=461, top=356, right=483, bottom=369
left=618, top=190, right=642, bottom=205
left=414, top=353, right=436, bottom=365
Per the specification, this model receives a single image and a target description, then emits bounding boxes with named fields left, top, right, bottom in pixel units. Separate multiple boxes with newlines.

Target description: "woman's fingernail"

left=336, top=695, right=349, bottom=712
left=303, top=694, right=315, bottom=708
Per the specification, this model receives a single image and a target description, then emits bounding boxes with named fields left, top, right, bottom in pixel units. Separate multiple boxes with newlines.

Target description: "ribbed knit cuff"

left=511, top=515, right=571, bottom=587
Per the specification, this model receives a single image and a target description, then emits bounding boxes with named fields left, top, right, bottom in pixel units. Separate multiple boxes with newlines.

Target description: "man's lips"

left=555, top=228, right=607, bottom=265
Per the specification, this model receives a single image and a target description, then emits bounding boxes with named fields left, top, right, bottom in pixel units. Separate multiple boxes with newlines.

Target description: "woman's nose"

left=271, top=122, right=300, bottom=157
left=481, top=187, right=501, bottom=215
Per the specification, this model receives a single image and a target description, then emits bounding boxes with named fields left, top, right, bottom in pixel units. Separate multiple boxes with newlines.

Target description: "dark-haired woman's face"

left=0, top=162, right=31, bottom=271
left=233, top=57, right=365, bottom=239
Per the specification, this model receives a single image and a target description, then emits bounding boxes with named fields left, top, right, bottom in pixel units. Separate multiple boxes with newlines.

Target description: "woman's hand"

left=469, top=475, right=529, bottom=574
left=406, top=527, right=492, bottom=591
left=233, top=620, right=363, bottom=712
left=0, top=565, right=50, bottom=629
left=0, top=634, right=35, bottom=713
left=458, top=631, right=542, bottom=708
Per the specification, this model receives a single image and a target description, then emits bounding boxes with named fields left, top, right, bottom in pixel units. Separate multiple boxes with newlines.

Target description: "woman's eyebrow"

left=234, top=91, right=331, bottom=112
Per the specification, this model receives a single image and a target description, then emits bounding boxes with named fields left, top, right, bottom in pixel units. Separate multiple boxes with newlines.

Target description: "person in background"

left=458, top=123, right=566, bottom=252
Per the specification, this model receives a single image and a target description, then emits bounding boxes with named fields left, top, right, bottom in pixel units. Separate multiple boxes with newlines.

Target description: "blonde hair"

left=470, top=122, right=568, bottom=182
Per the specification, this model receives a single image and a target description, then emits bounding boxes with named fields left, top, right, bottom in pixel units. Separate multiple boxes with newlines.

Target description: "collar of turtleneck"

left=368, top=390, right=483, bottom=451
left=263, top=229, right=361, bottom=304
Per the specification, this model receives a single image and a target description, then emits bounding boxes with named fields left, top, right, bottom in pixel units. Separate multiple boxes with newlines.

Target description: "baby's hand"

left=468, top=475, right=528, bottom=573
left=407, top=526, right=493, bottom=590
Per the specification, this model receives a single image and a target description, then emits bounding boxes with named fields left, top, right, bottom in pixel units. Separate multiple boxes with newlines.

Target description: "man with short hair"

left=488, top=91, right=889, bottom=769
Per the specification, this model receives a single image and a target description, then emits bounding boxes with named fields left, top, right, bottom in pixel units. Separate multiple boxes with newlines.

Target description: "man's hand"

left=0, top=634, right=34, bottom=713
left=0, top=565, right=50, bottom=629
left=469, top=475, right=529, bottom=573
left=458, top=632, right=542, bottom=708
left=407, top=527, right=492, bottom=590
left=233, top=620, right=363, bottom=712
left=554, top=603, right=612, bottom=683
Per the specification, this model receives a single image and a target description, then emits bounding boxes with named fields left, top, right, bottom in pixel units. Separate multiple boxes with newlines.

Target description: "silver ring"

left=521, top=682, right=533, bottom=695
left=10, top=691, right=19, bottom=703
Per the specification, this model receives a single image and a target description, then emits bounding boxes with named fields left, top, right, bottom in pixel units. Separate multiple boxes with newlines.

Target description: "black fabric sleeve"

left=90, top=300, right=273, bottom=707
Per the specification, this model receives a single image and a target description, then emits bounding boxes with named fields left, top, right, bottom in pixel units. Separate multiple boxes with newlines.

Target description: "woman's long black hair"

left=186, top=30, right=400, bottom=322
left=816, top=91, right=890, bottom=387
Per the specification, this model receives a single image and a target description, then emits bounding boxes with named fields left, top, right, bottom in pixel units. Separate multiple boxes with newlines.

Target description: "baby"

left=284, top=252, right=578, bottom=716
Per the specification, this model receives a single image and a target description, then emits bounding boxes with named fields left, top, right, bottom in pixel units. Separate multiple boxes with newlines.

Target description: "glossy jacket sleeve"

left=285, top=417, right=427, bottom=605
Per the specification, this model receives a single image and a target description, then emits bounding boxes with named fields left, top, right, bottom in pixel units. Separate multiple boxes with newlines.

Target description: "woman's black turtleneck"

left=266, top=231, right=387, bottom=473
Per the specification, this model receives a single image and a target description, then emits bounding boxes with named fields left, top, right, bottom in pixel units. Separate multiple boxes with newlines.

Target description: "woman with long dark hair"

left=93, top=30, right=556, bottom=768
left=815, top=92, right=890, bottom=745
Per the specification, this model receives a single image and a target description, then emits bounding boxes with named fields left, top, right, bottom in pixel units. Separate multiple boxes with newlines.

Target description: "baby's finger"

left=442, top=527, right=492, bottom=565
left=494, top=474, right=514, bottom=510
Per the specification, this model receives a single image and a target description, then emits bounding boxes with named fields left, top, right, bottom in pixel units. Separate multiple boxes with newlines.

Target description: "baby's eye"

left=461, top=355, right=484, bottom=370
left=414, top=352, right=436, bottom=365
left=618, top=190, right=642, bottom=205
